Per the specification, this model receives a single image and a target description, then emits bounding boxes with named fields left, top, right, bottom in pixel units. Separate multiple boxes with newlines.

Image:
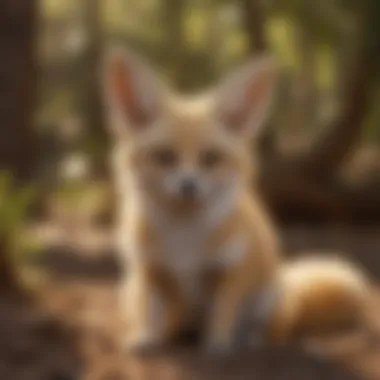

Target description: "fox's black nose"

left=179, top=179, right=198, bottom=199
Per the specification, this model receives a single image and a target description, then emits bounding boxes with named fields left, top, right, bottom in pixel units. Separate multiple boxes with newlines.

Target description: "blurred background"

left=0, top=0, right=380, bottom=379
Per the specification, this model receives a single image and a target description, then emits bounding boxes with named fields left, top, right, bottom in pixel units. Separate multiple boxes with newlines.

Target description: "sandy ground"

left=2, top=224, right=380, bottom=380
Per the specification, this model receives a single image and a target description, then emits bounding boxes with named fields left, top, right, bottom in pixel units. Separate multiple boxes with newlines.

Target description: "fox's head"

left=104, top=48, right=277, bottom=214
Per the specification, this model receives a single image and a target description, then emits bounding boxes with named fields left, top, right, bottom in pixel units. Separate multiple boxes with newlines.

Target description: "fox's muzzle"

left=178, top=178, right=199, bottom=200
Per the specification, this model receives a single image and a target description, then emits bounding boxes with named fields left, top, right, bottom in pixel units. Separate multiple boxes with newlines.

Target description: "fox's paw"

left=121, top=332, right=164, bottom=356
left=203, top=338, right=236, bottom=357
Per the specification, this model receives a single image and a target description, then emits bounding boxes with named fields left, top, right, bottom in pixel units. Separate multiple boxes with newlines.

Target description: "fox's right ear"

left=103, top=47, right=163, bottom=135
left=216, top=55, right=278, bottom=139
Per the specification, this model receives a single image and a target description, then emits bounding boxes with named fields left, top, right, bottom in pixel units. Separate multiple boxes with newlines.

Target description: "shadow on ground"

left=0, top=299, right=81, bottom=380
left=121, top=347, right=359, bottom=380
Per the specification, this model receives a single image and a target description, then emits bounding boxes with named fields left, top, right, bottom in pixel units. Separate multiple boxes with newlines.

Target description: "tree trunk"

left=0, top=0, right=37, bottom=294
left=288, top=27, right=317, bottom=134
left=241, top=0, right=267, bottom=53
left=163, top=0, right=187, bottom=89
left=83, top=0, right=105, bottom=137
left=0, top=0, right=38, bottom=183
left=82, top=0, right=109, bottom=177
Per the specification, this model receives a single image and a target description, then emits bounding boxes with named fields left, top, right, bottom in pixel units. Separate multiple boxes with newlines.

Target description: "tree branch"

left=302, top=7, right=380, bottom=180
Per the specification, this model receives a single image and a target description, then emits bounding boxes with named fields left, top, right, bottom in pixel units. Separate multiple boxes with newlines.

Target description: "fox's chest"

left=158, top=226, right=207, bottom=282
left=154, top=225, right=250, bottom=302
left=147, top=219, right=212, bottom=303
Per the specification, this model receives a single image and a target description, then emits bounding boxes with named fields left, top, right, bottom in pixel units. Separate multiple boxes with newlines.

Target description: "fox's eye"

left=200, top=149, right=224, bottom=169
left=152, top=147, right=177, bottom=167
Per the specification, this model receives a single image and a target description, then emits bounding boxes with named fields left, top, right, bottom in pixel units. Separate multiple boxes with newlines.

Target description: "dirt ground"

left=2, top=224, right=380, bottom=380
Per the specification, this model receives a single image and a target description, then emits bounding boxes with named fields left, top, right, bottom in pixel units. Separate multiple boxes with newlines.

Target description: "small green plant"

left=0, top=172, right=42, bottom=263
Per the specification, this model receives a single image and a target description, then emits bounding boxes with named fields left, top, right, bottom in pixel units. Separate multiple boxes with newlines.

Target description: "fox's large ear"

left=103, top=47, right=163, bottom=134
left=216, top=56, right=278, bottom=138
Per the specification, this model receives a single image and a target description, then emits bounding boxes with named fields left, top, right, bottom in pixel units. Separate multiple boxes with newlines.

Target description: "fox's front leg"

left=204, top=262, right=258, bottom=354
left=120, top=267, right=185, bottom=353
left=120, top=271, right=163, bottom=352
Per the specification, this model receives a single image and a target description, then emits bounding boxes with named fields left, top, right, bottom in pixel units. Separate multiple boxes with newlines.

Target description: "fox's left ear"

left=102, top=47, right=163, bottom=136
left=216, top=56, right=278, bottom=138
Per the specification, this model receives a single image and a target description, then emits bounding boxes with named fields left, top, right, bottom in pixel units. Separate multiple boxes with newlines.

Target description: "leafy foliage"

left=0, top=172, right=41, bottom=262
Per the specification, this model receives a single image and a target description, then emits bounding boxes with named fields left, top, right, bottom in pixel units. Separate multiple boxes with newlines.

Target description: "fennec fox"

left=104, top=47, right=280, bottom=354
